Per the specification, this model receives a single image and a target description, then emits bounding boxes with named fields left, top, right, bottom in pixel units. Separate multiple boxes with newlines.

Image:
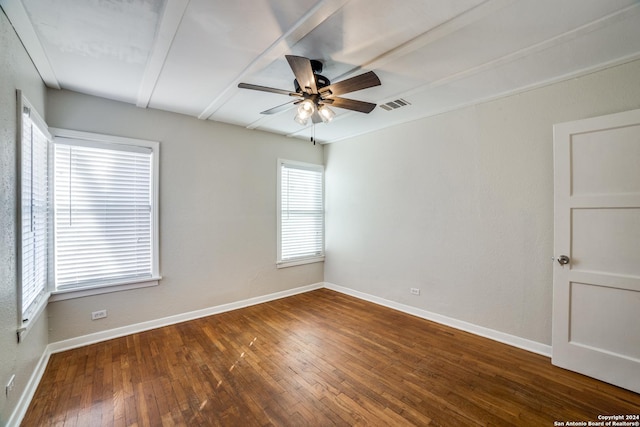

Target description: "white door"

left=552, top=108, right=640, bottom=394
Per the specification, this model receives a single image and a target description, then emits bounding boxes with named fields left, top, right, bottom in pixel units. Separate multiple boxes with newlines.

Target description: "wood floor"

left=23, top=289, right=640, bottom=426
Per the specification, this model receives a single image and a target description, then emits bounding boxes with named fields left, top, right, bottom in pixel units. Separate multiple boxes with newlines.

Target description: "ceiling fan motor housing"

left=294, top=74, right=331, bottom=93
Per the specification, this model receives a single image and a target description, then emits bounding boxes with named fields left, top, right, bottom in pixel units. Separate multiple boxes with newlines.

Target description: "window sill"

left=49, top=277, right=161, bottom=302
left=277, top=256, right=325, bottom=269
left=17, top=292, right=50, bottom=343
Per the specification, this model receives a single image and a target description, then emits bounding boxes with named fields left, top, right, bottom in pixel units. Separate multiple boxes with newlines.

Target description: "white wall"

left=0, top=9, right=49, bottom=424
left=45, top=89, right=324, bottom=343
left=324, top=59, right=640, bottom=346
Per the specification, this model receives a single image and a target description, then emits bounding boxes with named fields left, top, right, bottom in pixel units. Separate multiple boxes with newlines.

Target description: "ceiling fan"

left=238, top=55, right=381, bottom=125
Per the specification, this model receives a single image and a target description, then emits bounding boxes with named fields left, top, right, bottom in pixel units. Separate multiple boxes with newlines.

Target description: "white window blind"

left=54, top=140, right=154, bottom=289
left=20, top=99, right=50, bottom=320
left=278, top=160, right=324, bottom=264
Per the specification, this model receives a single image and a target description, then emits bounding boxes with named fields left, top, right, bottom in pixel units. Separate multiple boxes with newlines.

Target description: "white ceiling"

left=3, top=0, right=640, bottom=143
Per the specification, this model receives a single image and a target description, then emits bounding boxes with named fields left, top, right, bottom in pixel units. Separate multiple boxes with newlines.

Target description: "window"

left=16, top=94, right=160, bottom=336
left=51, top=130, right=160, bottom=293
left=277, top=159, right=324, bottom=267
left=18, top=92, right=51, bottom=329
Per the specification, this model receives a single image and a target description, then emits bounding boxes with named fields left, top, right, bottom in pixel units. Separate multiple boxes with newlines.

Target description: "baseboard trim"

left=324, top=282, right=552, bottom=357
left=44, top=281, right=551, bottom=358
left=6, top=346, right=51, bottom=427
left=48, top=282, right=325, bottom=354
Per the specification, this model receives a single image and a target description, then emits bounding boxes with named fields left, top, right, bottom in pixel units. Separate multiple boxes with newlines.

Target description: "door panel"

left=570, top=282, right=640, bottom=360
left=572, top=208, right=640, bottom=276
left=571, top=124, right=640, bottom=195
left=553, top=108, right=640, bottom=394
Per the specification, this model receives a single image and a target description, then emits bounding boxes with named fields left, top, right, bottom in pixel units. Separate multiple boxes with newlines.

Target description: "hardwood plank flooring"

left=22, top=289, right=640, bottom=426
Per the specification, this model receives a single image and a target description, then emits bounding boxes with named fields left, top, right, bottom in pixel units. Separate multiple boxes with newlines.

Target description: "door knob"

left=557, top=255, right=570, bottom=265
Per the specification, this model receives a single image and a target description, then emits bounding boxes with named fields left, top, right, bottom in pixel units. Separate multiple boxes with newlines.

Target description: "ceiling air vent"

left=379, top=98, right=411, bottom=111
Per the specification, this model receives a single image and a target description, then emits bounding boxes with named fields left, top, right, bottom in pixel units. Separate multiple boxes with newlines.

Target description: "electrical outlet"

left=6, top=374, right=15, bottom=397
left=91, top=309, right=107, bottom=320
left=410, top=288, right=420, bottom=296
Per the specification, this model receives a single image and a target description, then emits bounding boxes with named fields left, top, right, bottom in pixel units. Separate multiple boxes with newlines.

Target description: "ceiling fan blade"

left=319, top=71, right=380, bottom=97
left=238, top=82, right=300, bottom=97
left=286, top=55, right=317, bottom=94
left=326, top=97, right=377, bottom=113
left=260, top=100, right=297, bottom=115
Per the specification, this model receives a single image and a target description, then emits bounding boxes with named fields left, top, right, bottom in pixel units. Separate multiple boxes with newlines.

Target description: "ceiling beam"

left=136, top=0, right=190, bottom=108
left=320, top=3, right=640, bottom=145
left=1, top=0, right=60, bottom=89
left=376, top=1, right=640, bottom=109
left=344, top=0, right=516, bottom=80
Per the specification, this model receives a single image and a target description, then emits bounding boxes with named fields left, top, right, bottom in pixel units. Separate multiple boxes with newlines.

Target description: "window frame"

left=276, top=158, right=325, bottom=268
left=48, top=128, right=161, bottom=301
left=16, top=91, right=51, bottom=340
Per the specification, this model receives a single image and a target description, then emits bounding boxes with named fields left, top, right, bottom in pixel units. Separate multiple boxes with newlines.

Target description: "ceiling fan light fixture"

left=294, top=112, right=309, bottom=126
left=294, top=99, right=315, bottom=125
left=318, top=105, right=335, bottom=123
left=297, top=99, right=315, bottom=119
